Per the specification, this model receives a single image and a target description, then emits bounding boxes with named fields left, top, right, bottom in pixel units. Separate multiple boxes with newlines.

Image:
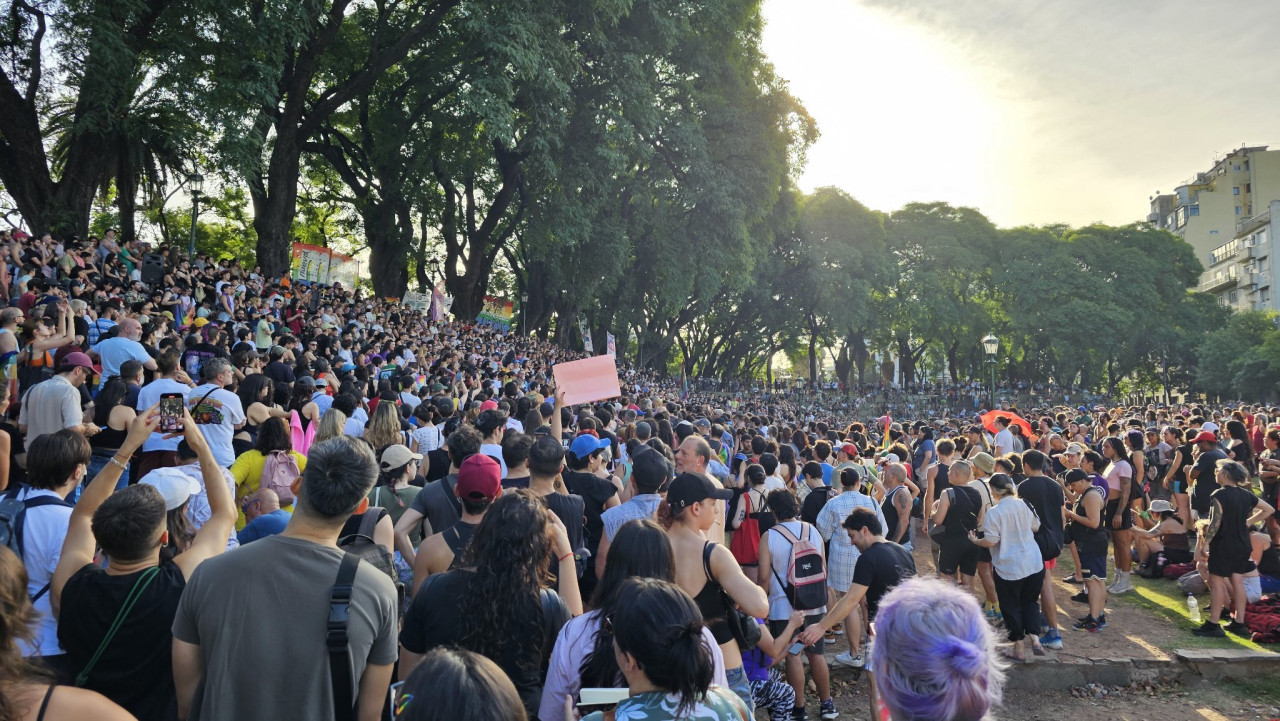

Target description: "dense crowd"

left=0, top=228, right=1277, bottom=721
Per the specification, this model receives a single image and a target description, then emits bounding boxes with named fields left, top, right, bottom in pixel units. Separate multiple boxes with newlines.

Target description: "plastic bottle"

left=1187, top=594, right=1201, bottom=624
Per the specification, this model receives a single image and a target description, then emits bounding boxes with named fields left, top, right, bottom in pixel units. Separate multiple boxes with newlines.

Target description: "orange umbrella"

left=980, top=410, right=1038, bottom=444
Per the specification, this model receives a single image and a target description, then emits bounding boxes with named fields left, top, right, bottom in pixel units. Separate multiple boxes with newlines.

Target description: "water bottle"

left=1187, top=595, right=1201, bottom=624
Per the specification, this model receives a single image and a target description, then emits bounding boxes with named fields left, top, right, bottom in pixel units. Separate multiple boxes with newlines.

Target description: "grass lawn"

left=1055, top=554, right=1278, bottom=653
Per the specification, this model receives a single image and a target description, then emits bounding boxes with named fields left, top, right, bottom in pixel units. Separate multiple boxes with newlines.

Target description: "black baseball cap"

left=631, top=447, right=672, bottom=491
left=666, top=472, right=732, bottom=514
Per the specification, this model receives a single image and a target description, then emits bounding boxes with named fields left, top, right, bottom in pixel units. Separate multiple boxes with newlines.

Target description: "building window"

left=1230, top=290, right=1239, bottom=303
left=1236, top=206, right=1243, bottom=215
left=1245, top=161, right=1251, bottom=171
left=1190, top=205, right=1200, bottom=216
left=1263, top=289, right=1272, bottom=304
left=1234, top=164, right=1242, bottom=171
left=1235, top=187, right=1241, bottom=195
left=1246, top=183, right=1251, bottom=193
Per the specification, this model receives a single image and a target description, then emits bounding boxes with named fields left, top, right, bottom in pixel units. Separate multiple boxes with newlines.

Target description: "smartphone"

left=578, top=688, right=630, bottom=706
left=159, top=393, right=185, bottom=433
left=788, top=641, right=805, bottom=655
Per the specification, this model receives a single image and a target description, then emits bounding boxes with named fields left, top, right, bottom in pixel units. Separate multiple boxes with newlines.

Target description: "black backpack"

left=337, top=509, right=404, bottom=612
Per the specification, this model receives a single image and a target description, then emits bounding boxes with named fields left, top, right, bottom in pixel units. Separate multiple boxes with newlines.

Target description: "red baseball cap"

left=1193, top=431, right=1218, bottom=444
left=479, top=399, right=499, bottom=412
left=840, top=443, right=859, bottom=457
left=455, top=455, right=502, bottom=500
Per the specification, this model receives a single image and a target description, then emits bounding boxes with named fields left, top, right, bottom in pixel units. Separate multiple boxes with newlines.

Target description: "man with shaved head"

left=676, top=435, right=727, bottom=544
left=237, top=488, right=288, bottom=544
left=91, top=315, right=157, bottom=380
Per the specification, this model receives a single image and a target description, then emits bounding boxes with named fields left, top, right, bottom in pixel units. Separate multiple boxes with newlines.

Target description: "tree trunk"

left=252, top=127, right=303, bottom=277
left=116, top=159, right=138, bottom=242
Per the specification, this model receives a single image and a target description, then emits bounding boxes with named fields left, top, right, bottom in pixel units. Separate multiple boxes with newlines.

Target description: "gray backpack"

left=1177, top=570, right=1208, bottom=596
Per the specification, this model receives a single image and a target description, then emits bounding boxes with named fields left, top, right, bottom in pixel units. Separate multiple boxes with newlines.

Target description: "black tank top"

left=933, top=462, right=952, bottom=497
left=694, top=542, right=733, bottom=644
left=882, top=485, right=911, bottom=545
left=90, top=425, right=129, bottom=452
left=1070, top=487, right=1108, bottom=551
left=442, top=521, right=477, bottom=569
left=745, top=489, right=777, bottom=536
left=943, top=486, right=981, bottom=538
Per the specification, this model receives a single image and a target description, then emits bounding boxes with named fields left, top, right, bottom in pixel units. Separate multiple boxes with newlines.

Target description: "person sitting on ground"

left=870, top=578, right=1005, bottom=721
left=237, top=488, right=289, bottom=544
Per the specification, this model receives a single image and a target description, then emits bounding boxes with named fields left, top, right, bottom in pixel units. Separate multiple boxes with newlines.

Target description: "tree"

left=0, top=0, right=194, bottom=237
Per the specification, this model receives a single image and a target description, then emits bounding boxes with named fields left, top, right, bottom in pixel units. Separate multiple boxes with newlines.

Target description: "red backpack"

left=259, top=450, right=300, bottom=505
left=729, top=490, right=764, bottom=565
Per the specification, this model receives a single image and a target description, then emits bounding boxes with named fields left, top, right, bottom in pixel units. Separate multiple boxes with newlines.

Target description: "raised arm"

left=52, top=406, right=160, bottom=612
left=174, top=409, right=236, bottom=579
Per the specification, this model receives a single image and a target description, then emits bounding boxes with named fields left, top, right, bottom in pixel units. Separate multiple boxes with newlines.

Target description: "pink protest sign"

left=552, top=355, right=621, bottom=405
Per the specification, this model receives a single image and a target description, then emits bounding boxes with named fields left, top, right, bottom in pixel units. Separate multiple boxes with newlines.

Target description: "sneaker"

left=1039, top=629, right=1064, bottom=650
left=1095, top=614, right=1107, bottom=630
left=824, top=629, right=836, bottom=644
left=820, top=699, right=839, bottom=720
left=833, top=622, right=845, bottom=636
left=1072, top=616, right=1102, bottom=632
left=1191, top=621, right=1226, bottom=638
left=1225, top=621, right=1251, bottom=637
left=791, top=709, right=809, bottom=721
left=1063, top=574, right=1083, bottom=585
left=1069, top=591, right=1089, bottom=604
left=1108, top=575, right=1134, bottom=594
left=832, top=651, right=865, bottom=668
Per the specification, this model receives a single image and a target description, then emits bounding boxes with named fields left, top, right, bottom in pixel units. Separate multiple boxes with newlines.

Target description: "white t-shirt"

left=188, top=384, right=245, bottom=467
left=15, top=487, right=73, bottom=656
left=137, top=378, right=192, bottom=452
left=763, top=475, right=786, bottom=493
left=994, top=428, right=1014, bottom=455
left=479, top=442, right=508, bottom=476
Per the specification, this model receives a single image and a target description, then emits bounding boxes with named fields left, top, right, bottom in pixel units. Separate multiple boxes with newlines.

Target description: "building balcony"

left=1199, top=269, right=1239, bottom=293
left=1238, top=209, right=1271, bottom=236
left=1248, top=242, right=1269, bottom=260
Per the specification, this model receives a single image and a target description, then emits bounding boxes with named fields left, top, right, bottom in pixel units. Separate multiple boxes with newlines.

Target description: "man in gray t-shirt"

left=173, top=437, right=397, bottom=721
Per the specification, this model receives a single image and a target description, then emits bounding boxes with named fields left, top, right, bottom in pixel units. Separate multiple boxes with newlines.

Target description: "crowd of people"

left=0, top=227, right=1277, bottom=721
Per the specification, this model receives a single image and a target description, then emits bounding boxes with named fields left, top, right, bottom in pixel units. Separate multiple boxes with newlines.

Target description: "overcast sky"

left=760, top=0, right=1280, bottom=228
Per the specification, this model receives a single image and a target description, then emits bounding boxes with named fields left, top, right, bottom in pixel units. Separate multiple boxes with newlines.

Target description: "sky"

left=760, top=0, right=1280, bottom=228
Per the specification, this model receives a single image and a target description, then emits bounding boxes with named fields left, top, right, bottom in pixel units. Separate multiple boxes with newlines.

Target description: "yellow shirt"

left=231, top=449, right=308, bottom=530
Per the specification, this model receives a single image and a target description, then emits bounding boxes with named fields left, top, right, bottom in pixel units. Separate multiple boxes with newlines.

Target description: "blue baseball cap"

left=570, top=434, right=610, bottom=458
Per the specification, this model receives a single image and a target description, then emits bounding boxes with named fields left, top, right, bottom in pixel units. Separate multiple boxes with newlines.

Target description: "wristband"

left=558, top=552, right=574, bottom=563
left=109, top=456, right=129, bottom=471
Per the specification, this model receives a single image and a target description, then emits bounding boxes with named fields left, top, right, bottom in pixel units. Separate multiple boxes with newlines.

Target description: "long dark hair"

left=0, top=546, right=53, bottom=720
left=611, top=578, right=713, bottom=717
left=254, top=417, right=293, bottom=454
left=580, top=519, right=675, bottom=690
left=1226, top=420, right=1255, bottom=472
left=238, top=373, right=274, bottom=412
left=160, top=502, right=195, bottom=564
left=395, top=647, right=527, bottom=721
left=1102, top=437, right=1129, bottom=467
left=778, top=444, right=798, bottom=484
left=458, top=490, right=553, bottom=668
left=93, top=376, right=130, bottom=426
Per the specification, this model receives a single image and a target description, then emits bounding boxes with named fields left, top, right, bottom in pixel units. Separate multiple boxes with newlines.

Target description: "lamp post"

left=187, top=173, right=204, bottom=260
left=520, top=290, right=529, bottom=335
left=981, top=333, right=999, bottom=410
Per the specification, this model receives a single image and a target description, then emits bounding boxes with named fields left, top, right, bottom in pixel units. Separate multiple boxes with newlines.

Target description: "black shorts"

left=1208, top=542, right=1257, bottom=578
left=1105, top=499, right=1133, bottom=531
left=977, top=545, right=992, bottom=563
left=1078, top=552, right=1108, bottom=581
left=768, top=614, right=825, bottom=656
left=938, top=537, right=979, bottom=577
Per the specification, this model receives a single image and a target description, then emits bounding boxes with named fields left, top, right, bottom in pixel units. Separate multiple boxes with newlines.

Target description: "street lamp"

left=981, top=333, right=999, bottom=409
left=187, top=173, right=204, bottom=260
left=520, top=291, right=529, bottom=335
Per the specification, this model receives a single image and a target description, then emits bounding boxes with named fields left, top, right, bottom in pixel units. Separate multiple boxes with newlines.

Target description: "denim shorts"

left=725, top=665, right=754, bottom=715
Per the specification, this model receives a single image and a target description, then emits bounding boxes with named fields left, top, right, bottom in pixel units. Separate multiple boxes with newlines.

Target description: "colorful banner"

left=578, top=317, right=593, bottom=353
left=606, top=332, right=616, bottom=358
left=476, top=295, right=515, bottom=331
left=290, top=243, right=361, bottom=287
left=402, top=291, right=432, bottom=311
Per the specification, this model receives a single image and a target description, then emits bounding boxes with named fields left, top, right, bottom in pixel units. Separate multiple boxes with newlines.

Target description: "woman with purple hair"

left=870, top=578, right=1006, bottom=721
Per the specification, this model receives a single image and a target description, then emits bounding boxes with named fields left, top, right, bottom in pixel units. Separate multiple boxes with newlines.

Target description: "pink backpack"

left=259, top=450, right=300, bottom=505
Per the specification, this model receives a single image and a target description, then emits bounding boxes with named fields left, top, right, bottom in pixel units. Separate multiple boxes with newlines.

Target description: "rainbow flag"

left=881, top=415, right=893, bottom=450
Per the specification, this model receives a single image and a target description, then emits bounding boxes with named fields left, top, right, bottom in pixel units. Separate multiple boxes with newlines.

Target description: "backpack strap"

left=439, top=475, right=462, bottom=517
left=328, top=553, right=361, bottom=721
left=701, top=541, right=717, bottom=584
left=357, top=508, right=384, bottom=539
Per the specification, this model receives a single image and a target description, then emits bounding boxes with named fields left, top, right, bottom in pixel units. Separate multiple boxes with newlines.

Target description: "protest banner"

left=552, top=355, right=621, bottom=405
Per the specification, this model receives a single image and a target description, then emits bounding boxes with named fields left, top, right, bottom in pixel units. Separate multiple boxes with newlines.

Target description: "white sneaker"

left=832, top=651, right=865, bottom=668
left=1108, top=574, right=1134, bottom=594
